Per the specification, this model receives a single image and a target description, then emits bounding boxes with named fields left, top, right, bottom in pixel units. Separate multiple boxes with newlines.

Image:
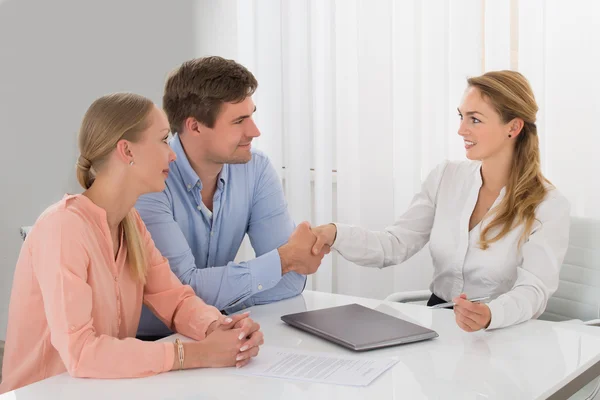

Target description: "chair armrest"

left=20, top=226, right=32, bottom=241
left=384, top=290, right=432, bottom=303
left=563, top=318, right=600, bottom=327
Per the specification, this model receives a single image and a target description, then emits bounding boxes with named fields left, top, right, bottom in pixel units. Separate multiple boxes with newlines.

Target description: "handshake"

left=278, top=222, right=338, bottom=276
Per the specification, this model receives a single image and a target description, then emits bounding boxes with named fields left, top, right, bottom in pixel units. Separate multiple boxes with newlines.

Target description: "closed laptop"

left=281, top=303, right=438, bottom=351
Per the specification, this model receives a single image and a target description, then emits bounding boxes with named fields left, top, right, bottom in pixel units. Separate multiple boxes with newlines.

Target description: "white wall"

left=192, top=0, right=239, bottom=60
left=200, top=0, right=600, bottom=304
left=0, top=0, right=201, bottom=340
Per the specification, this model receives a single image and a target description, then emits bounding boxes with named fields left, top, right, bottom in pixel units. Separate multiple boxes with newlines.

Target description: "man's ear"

left=183, top=117, right=206, bottom=137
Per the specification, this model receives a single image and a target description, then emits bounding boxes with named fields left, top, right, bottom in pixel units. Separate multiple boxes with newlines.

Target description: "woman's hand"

left=311, top=223, right=337, bottom=255
left=201, top=311, right=264, bottom=368
left=453, top=294, right=492, bottom=332
left=234, top=317, right=264, bottom=368
left=188, top=328, right=247, bottom=368
left=206, top=311, right=250, bottom=336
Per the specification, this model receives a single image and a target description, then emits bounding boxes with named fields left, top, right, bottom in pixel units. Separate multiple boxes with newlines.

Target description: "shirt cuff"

left=173, top=297, right=221, bottom=341
left=246, top=249, right=282, bottom=295
left=224, top=297, right=254, bottom=314
left=331, top=223, right=352, bottom=252
left=162, top=342, right=175, bottom=372
left=486, top=299, right=505, bottom=330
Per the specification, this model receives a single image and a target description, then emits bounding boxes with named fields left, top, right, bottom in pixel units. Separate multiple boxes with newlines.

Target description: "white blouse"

left=332, top=160, right=571, bottom=329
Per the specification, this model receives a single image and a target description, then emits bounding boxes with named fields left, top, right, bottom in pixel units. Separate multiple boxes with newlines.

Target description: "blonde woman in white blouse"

left=311, top=70, right=570, bottom=332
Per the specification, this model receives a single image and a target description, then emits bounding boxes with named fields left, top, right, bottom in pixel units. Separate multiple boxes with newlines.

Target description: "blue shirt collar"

left=219, top=162, right=229, bottom=187
left=171, top=134, right=228, bottom=191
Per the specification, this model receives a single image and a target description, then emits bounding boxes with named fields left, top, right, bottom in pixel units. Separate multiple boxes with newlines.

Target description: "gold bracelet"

left=175, top=338, right=184, bottom=370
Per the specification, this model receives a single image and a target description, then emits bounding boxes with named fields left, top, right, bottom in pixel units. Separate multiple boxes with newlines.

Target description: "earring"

left=508, top=134, right=512, bottom=138
left=129, top=160, right=134, bottom=166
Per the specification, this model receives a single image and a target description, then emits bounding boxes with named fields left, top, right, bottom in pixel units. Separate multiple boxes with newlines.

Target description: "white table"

left=3, top=290, right=600, bottom=399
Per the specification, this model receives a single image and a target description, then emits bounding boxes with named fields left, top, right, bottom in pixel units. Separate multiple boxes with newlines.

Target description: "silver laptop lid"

left=281, top=303, right=438, bottom=351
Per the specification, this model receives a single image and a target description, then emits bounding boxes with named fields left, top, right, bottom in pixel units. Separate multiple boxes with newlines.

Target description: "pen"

left=429, top=296, right=491, bottom=309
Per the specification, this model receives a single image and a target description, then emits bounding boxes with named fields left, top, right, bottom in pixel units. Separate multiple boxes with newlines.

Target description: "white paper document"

left=231, top=346, right=398, bottom=386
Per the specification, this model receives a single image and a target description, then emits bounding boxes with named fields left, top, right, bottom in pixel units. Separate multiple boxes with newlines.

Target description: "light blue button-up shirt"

left=135, top=134, right=306, bottom=336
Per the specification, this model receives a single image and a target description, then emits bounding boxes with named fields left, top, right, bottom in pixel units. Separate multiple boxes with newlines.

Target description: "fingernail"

left=224, top=318, right=232, bottom=324
left=236, top=363, right=242, bottom=368
left=238, top=332, right=245, bottom=340
left=236, top=354, right=244, bottom=361
left=240, top=345, right=248, bottom=352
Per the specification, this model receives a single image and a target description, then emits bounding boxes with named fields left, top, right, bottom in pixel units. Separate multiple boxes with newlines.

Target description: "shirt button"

left=187, top=184, right=192, bottom=189
left=258, top=284, right=263, bottom=290
left=197, top=205, right=202, bottom=210
left=210, top=231, right=214, bottom=236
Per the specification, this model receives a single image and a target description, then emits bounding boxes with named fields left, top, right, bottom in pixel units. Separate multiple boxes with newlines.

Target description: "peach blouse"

left=0, top=194, right=222, bottom=393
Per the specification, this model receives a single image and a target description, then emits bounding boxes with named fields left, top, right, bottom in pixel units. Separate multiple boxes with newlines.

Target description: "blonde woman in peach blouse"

left=0, top=93, right=264, bottom=393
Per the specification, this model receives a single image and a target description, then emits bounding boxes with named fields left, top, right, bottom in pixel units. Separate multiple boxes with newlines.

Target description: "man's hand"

left=278, top=221, right=328, bottom=275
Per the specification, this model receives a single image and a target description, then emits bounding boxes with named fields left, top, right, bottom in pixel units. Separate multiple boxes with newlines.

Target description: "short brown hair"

left=163, top=56, right=258, bottom=133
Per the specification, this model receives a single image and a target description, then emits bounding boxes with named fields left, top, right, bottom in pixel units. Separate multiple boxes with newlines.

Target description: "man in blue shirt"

left=136, top=57, right=326, bottom=337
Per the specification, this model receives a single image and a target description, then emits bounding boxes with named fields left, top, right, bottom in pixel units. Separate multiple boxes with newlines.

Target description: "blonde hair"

left=76, top=93, right=154, bottom=283
left=467, top=70, right=551, bottom=250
